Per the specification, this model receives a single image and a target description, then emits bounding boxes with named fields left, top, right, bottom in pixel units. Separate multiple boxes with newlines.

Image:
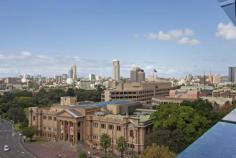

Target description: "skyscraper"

left=69, top=64, right=77, bottom=81
left=228, top=66, right=236, bottom=82
left=112, top=59, right=120, bottom=81
left=218, top=0, right=236, bottom=25
left=130, top=67, right=145, bottom=82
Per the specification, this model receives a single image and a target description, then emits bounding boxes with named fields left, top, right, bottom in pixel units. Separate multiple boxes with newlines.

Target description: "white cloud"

left=177, top=37, right=200, bottom=45
left=145, top=28, right=200, bottom=45
left=216, top=22, right=236, bottom=40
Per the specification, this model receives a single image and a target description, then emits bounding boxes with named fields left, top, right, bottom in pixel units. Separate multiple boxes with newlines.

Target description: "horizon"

left=0, top=0, right=236, bottom=78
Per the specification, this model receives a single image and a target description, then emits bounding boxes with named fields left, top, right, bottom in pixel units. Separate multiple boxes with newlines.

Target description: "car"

left=3, top=145, right=10, bottom=151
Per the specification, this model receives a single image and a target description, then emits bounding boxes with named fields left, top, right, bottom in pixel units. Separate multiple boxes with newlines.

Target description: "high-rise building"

left=218, top=0, right=236, bottom=25
left=229, top=67, right=236, bottom=82
left=69, top=64, right=77, bottom=81
left=112, top=59, right=120, bottom=81
left=89, top=74, right=96, bottom=81
left=130, top=67, right=145, bottom=82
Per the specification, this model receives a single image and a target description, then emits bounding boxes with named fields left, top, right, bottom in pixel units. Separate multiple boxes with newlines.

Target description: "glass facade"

left=178, top=122, right=236, bottom=158
left=218, top=0, right=236, bottom=25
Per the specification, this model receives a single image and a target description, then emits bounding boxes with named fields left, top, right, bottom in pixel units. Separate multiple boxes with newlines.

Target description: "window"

left=93, top=123, right=98, bottom=128
left=101, top=124, right=106, bottom=129
left=78, top=122, right=81, bottom=127
left=48, top=116, right=52, bottom=120
left=130, top=130, right=134, bottom=138
left=33, top=116, right=36, bottom=121
left=43, top=116, right=47, bottom=120
left=54, top=117, right=56, bottom=121
left=117, top=126, right=121, bottom=131
left=109, top=125, right=114, bottom=130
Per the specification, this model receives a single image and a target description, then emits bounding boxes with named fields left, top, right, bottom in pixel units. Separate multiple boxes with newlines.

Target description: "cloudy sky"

left=0, top=0, right=236, bottom=78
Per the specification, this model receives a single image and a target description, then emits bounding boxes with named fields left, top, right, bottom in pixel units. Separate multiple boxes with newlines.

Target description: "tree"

left=146, top=129, right=188, bottom=153
left=116, top=137, right=127, bottom=158
left=22, top=127, right=36, bottom=141
left=140, top=144, right=175, bottom=158
left=78, top=152, right=87, bottom=158
left=100, top=134, right=111, bottom=153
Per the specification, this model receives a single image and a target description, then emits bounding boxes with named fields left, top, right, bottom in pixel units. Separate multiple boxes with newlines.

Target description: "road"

left=0, top=119, right=34, bottom=158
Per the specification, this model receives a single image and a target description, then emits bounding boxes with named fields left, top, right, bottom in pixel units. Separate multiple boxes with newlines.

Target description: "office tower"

left=229, top=67, right=236, bottom=82
left=130, top=67, right=145, bottom=82
left=218, top=0, right=236, bottom=25
left=69, top=64, right=77, bottom=81
left=89, top=74, right=96, bottom=81
left=112, top=59, right=120, bottom=81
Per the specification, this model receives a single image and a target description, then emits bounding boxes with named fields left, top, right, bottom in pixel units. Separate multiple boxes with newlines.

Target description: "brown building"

left=102, top=81, right=172, bottom=104
left=28, top=97, right=154, bottom=154
left=212, top=88, right=236, bottom=101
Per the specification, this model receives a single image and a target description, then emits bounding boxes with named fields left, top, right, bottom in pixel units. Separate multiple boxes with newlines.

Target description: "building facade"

left=112, top=59, right=120, bottom=82
left=102, top=81, right=172, bottom=104
left=130, top=67, right=145, bottom=82
left=229, top=67, right=236, bottom=83
left=28, top=97, right=154, bottom=154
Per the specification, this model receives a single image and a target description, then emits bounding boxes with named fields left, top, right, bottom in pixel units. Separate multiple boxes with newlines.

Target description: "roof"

left=95, top=100, right=134, bottom=107
left=65, top=109, right=81, bottom=118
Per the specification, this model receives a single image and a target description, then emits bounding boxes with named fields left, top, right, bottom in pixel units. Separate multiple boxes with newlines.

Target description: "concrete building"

left=112, top=59, right=120, bottom=82
left=229, top=67, right=236, bottom=83
left=89, top=74, right=96, bottom=81
left=130, top=67, right=145, bottom=82
left=28, top=97, right=154, bottom=154
left=213, top=87, right=236, bottom=101
left=152, top=89, right=199, bottom=106
left=102, top=81, right=172, bottom=104
left=69, top=64, right=77, bottom=81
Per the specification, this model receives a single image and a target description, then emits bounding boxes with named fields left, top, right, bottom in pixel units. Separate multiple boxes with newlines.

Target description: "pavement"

left=0, top=119, right=34, bottom=158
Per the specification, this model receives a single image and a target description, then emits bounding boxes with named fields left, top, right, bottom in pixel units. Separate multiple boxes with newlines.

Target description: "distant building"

left=112, top=59, right=120, bottom=82
left=89, top=74, right=96, bottom=81
left=69, top=64, right=77, bottom=81
left=228, top=67, right=236, bottom=83
left=130, top=67, right=145, bottom=82
left=55, top=75, right=63, bottom=84
left=152, top=89, right=199, bottom=106
left=102, top=81, right=172, bottom=104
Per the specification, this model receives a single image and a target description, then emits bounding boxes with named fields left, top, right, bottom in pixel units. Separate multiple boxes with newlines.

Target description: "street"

left=0, top=119, right=33, bottom=158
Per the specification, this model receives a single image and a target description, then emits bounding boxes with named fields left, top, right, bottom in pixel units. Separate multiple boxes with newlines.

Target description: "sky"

left=0, top=0, right=236, bottom=78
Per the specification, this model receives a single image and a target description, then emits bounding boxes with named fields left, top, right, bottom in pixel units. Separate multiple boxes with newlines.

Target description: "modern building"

left=130, top=67, right=145, bottom=82
left=69, top=64, right=77, bottom=81
left=102, top=81, right=172, bottom=104
left=89, top=74, right=96, bottom=81
left=28, top=97, right=154, bottom=154
left=218, top=0, right=236, bottom=25
left=228, top=66, right=236, bottom=83
left=112, top=59, right=120, bottom=82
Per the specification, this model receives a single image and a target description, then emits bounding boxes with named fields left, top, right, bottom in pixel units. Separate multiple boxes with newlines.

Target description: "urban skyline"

left=0, top=1, right=236, bottom=78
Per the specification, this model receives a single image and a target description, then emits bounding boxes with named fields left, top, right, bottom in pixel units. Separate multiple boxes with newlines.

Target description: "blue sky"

left=0, top=0, right=236, bottom=78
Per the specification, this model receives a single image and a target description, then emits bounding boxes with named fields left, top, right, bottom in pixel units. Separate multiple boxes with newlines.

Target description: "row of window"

left=93, top=123, right=121, bottom=131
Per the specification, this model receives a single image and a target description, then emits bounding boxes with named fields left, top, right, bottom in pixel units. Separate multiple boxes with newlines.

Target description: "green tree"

left=22, top=127, right=37, bottom=141
left=78, top=151, right=87, bottom=158
left=100, top=134, right=111, bottom=153
left=116, top=137, right=127, bottom=158
left=140, top=144, right=175, bottom=158
left=146, top=129, right=187, bottom=153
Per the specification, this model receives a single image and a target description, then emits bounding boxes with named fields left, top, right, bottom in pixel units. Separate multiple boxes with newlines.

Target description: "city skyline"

left=0, top=1, right=236, bottom=78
